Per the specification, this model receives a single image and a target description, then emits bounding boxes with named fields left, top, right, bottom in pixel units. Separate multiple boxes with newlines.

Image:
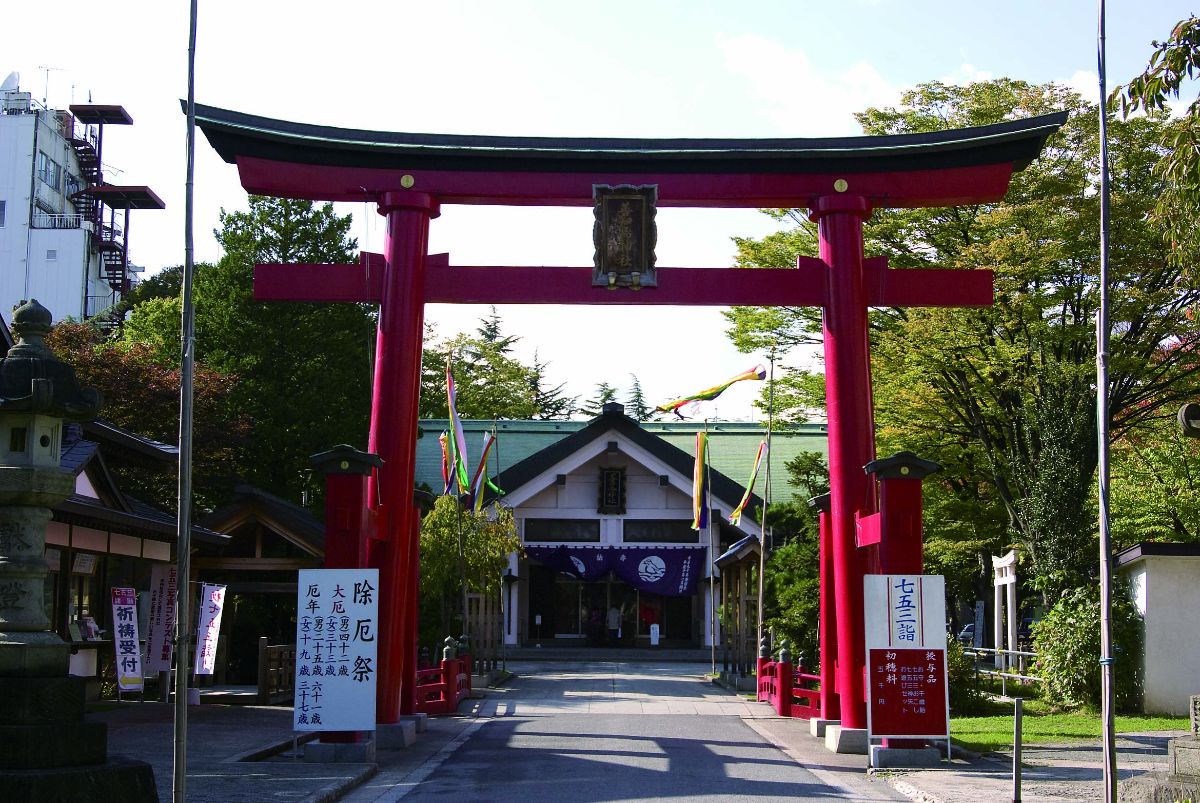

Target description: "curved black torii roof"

left=194, top=102, right=1067, bottom=177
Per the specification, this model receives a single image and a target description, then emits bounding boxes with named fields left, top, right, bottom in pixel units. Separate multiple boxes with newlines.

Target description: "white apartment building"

left=0, top=72, right=162, bottom=322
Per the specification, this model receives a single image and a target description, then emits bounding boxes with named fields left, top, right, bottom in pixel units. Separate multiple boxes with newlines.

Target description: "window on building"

left=524, top=519, right=601, bottom=543
left=37, top=152, right=62, bottom=192
left=46, top=250, right=57, bottom=261
left=0, top=200, right=6, bottom=227
left=622, top=519, right=700, bottom=544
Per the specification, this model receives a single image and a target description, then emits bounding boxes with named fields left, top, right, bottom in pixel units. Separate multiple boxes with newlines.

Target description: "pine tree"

left=579, top=382, right=618, bottom=418
left=626, top=374, right=652, bottom=421
left=530, top=351, right=576, bottom=420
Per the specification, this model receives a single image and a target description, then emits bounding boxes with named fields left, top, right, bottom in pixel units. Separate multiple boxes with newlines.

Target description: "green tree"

left=529, top=350, right=575, bottom=420
left=578, top=382, right=618, bottom=418
left=476, top=306, right=517, bottom=353
left=726, top=79, right=1200, bottom=600
left=1109, top=410, right=1200, bottom=545
left=134, top=195, right=375, bottom=503
left=760, top=500, right=820, bottom=663
left=1111, top=16, right=1200, bottom=279
left=47, top=322, right=248, bottom=510
left=418, top=495, right=522, bottom=644
left=626, top=374, right=652, bottom=421
left=421, top=326, right=539, bottom=420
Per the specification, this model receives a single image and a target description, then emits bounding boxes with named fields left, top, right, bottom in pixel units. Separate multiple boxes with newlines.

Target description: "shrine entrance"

left=194, top=104, right=1065, bottom=740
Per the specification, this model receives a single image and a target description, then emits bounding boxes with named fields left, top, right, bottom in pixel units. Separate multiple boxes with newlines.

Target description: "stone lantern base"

left=0, top=637, right=157, bottom=801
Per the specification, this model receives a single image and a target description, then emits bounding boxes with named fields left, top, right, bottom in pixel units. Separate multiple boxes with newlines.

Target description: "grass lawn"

left=950, top=697, right=1189, bottom=753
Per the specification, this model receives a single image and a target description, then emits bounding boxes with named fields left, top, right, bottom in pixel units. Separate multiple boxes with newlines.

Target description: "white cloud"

left=717, top=33, right=901, bottom=136
left=940, top=63, right=995, bottom=86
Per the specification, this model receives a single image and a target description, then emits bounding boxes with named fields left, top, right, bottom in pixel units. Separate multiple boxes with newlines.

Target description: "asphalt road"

left=355, top=662, right=904, bottom=803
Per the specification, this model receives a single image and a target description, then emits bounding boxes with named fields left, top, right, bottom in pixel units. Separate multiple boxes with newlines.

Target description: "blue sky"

left=5, top=1, right=1196, bottom=419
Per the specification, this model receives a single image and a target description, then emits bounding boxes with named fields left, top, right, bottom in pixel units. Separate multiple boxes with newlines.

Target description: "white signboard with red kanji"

left=145, top=564, right=177, bottom=674
left=193, top=583, right=226, bottom=676
left=864, top=574, right=950, bottom=741
left=111, top=587, right=142, bottom=691
left=293, top=568, right=379, bottom=732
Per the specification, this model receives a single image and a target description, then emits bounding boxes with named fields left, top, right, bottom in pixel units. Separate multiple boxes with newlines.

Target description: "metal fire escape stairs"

left=65, top=105, right=164, bottom=321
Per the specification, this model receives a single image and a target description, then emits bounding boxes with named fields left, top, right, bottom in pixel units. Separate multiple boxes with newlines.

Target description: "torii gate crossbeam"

left=194, top=104, right=1064, bottom=742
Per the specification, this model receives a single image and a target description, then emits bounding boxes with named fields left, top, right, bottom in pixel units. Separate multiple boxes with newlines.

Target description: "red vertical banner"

left=864, top=574, right=950, bottom=743
left=867, top=648, right=948, bottom=738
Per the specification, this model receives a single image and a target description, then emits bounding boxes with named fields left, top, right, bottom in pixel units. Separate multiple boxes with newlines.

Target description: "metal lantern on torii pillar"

left=192, top=103, right=1064, bottom=740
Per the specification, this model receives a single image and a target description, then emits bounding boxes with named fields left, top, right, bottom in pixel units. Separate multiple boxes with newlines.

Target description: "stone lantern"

left=0, top=300, right=154, bottom=799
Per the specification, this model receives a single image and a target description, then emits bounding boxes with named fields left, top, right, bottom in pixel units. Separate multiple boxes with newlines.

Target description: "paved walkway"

left=84, top=662, right=1187, bottom=802
left=343, top=662, right=903, bottom=802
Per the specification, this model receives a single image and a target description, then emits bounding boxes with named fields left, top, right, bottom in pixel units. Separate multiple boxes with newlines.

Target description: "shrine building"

left=415, top=403, right=826, bottom=648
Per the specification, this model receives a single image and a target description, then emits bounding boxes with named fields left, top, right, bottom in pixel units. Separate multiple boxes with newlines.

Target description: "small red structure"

left=414, top=644, right=473, bottom=716
left=195, top=104, right=1064, bottom=732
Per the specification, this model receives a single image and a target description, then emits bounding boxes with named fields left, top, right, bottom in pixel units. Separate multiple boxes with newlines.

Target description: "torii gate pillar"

left=812, top=194, right=876, bottom=735
left=368, top=191, right=438, bottom=722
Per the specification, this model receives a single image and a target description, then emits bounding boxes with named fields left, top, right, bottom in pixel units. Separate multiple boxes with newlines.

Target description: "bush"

left=946, top=634, right=987, bottom=714
left=1033, top=583, right=1143, bottom=711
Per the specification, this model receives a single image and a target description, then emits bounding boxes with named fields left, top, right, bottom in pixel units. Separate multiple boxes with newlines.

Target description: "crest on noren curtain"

left=592, top=184, right=657, bottom=289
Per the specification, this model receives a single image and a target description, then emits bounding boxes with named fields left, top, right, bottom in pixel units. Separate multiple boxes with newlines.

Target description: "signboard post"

left=864, top=574, right=950, bottom=763
left=293, top=568, right=380, bottom=732
left=145, top=564, right=178, bottom=674
left=111, top=587, right=143, bottom=693
left=194, top=583, right=227, bottom=676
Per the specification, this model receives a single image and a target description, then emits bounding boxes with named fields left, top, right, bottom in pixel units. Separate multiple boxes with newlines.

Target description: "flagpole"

left=705, top=418, right=716, bottom=676
left=1096, top=1, right=1117, bottom=799
left=173, top=1, right=198, bottom=800
left=756, top=357, right=774, bottom=656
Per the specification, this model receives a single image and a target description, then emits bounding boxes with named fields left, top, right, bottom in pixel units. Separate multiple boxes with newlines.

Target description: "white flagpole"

left=756, top=357, right=774, bottom=657
left=173, top=1, right=199, bottom=800
left=1095, top=1, right=1118, bottom=799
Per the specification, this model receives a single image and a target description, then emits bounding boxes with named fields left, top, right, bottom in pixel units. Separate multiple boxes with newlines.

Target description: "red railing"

left=757, top=656, right=821, bottom=719
left=413, top=653, right=472, bottom=715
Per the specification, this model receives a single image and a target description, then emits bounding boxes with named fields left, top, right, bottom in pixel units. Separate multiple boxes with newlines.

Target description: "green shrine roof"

left=416, top=415, right=827, bottom=506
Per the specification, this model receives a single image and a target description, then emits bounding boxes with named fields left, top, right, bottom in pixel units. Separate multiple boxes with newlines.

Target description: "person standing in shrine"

left=607, top=605, right=621, bottom=646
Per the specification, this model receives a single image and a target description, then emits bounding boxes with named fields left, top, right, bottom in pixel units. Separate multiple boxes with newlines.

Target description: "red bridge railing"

left=757, top=649, right=820, bottom=719
left=414, top=651, right=472, bottom=715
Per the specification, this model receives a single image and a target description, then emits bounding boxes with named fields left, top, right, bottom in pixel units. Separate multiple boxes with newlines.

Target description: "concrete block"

left=809, top=718, right=839, bottom=738
left=303, top=739, right=377, bottom=763
left=824, top=725, right=868, bottom=754
left=1170, top=737, right=1200, bottom=780
left=401, top=713, right=428, bottom=734
left=376, top=721, right=416, bottom=749
left=335, top=741, right=375, bottom=763
left=1118, top=771, right=1200, bottom=802
left=870, top=745, right=943, bottom=768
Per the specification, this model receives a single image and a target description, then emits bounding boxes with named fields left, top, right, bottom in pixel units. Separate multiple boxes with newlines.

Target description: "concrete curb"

left=304, top=764, right=378, bottom=803
left=225, top=732, right=319, bottom=763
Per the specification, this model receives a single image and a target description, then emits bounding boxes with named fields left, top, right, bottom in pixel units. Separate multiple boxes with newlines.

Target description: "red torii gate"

left=194, top=105, right=1064, bottom=739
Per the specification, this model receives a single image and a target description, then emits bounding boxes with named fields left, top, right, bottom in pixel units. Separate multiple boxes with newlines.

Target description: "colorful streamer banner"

left=470, top=432, right=497, bottom=512
left=692, top=431, right=709, bottom=530
left=729, top=440, right=768, bottom=526
left=446, top=357, right=471, bottom=495
left=656, top=365, right=766, bottom=419
left=438, top=432, right=451, bottom=495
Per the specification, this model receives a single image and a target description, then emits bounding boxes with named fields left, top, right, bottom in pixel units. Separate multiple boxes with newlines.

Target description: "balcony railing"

left=32, top=212, right=83, bottom=230
left=85, top=295, right=117, bottom=319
